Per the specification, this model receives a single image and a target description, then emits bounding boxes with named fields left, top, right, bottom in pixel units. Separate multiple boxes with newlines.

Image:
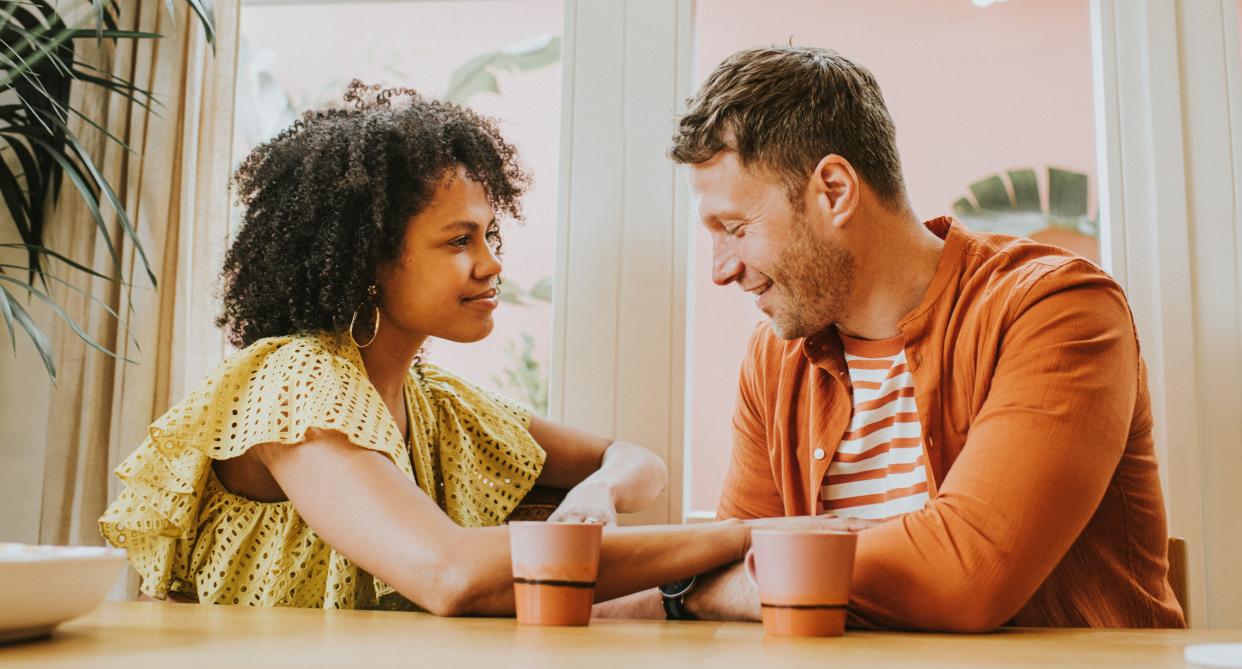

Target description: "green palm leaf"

left=0, top=276, right=18, bottom=352
left=0, top=0, right=214, bottom=378
left=0, top=274, right=136, bottom=363
left=163, top=0, right=214, bottom=50
left=0, top=284, right=55, bottom=376
left=0, top=242, right=129, bottom=281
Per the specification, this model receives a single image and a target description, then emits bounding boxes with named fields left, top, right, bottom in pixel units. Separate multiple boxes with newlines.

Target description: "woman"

left=98, top=83, right=751, bottom=614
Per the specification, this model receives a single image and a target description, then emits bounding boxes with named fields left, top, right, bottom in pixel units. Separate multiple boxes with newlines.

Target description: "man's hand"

left=592, top=515, right=886, bottom=622
left=594, top=561, right=767, bottom=622
left=548, top=480, right=618, bottom=525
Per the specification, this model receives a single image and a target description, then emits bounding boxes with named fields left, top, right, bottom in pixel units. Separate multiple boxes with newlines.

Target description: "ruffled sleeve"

left=405, top=363, right=545, bottom=529
left=98, top=334, right=411, bottom=601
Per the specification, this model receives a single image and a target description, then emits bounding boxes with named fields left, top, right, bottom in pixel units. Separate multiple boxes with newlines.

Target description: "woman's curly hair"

left=217, top=81, right=529, bottom=348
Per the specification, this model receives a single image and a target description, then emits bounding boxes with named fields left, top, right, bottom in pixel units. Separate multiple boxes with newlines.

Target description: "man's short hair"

left=670, top=46, right=907, bottom=207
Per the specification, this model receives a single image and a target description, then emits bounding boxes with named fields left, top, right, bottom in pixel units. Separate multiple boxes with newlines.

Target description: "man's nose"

left=711, top=238, right=743, bottom=286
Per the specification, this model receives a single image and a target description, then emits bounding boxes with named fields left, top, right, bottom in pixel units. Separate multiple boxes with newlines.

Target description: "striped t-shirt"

left=818, top=333, right=931, bottom=520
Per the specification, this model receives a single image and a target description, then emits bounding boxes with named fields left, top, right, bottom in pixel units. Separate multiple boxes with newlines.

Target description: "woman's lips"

left=463, top=288, right=497, bottom=300
left=463, top=289, right=499, bottom=310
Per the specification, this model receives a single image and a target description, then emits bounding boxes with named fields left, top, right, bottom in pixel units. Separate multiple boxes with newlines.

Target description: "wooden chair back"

left=1168, top=536, right=1189, bottom=625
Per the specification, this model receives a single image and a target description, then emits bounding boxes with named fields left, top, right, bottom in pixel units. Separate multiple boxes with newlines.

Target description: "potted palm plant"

left=952, top=166, right=1100, bottom=262
left=0, top=0, right=214, bottom=380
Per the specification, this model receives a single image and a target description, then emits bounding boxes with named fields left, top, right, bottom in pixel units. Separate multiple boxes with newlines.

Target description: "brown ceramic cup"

left=509, top=521, right=603, bottom=626
left=745, top=529, right=858, bottom=637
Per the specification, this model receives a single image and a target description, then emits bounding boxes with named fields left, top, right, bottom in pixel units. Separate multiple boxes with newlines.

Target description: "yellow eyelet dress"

left=98, top=331, right=546, bottom=609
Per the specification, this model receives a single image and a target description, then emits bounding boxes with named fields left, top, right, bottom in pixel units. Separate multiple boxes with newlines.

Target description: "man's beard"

left=764, top=213, right=855, bottom=340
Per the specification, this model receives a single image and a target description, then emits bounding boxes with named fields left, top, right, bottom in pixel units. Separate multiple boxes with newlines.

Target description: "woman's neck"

left=357, top=324, right=427, bottom=401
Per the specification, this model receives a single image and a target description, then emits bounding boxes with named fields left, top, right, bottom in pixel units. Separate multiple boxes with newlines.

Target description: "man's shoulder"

left=956, top=227, right=1123, bottom=312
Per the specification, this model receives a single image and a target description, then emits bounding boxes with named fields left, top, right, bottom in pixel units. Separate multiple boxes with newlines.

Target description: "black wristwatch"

left=659, top=576, right=698, bottom=621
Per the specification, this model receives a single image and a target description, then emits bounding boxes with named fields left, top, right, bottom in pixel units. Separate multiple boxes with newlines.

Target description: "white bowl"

left=0, top=543, right=127, bottom=643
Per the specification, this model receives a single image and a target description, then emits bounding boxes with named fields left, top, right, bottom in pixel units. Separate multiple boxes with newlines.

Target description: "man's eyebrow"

left=705, top=210, right=747, bottom=227
left=698, top=199, right=743, bottom=221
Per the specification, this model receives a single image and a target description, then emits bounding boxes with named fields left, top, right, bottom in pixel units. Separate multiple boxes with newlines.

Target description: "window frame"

left=555, top=0, right=1242, bottom=626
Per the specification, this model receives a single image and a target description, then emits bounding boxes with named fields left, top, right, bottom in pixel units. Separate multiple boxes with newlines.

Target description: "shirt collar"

left=799, top=216, right=970, bottom=373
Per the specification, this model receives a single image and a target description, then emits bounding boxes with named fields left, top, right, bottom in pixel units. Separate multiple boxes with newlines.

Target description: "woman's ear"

left=371, top=262, right=394, bottom=311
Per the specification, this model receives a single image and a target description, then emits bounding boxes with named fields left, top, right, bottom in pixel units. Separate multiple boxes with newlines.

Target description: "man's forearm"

left=592, top=586, right=664, bottom=619
left=592, top=562, right=760, bottom=621
left=684, top=563, right=760, bottom=621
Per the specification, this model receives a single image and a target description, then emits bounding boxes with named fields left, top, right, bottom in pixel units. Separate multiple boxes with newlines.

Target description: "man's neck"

left=836, top=210, right=945, bottom=341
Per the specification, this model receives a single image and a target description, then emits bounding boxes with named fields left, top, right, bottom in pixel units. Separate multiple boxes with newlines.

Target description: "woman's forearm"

left=594, top=519, right=748, bottom=600
left=260, top=428, right=738, bottom=618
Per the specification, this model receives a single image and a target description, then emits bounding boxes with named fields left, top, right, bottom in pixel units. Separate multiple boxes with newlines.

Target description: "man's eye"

left=451, top=236, right=470, bottom=247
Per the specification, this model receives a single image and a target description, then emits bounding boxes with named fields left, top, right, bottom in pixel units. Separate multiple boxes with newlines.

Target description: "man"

left=596, top=46, right=1184, bottom=631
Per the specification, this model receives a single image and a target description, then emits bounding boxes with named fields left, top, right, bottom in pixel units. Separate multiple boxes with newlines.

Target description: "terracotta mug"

left=509, top=521, right=603, bottom=626
left=744, top=529, right=857, bottom=637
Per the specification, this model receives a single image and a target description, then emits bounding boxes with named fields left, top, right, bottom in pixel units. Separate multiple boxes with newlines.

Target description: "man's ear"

left=808, top=154, right=859, bottom=229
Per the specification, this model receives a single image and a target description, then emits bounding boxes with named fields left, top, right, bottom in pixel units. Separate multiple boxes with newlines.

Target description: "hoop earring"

left=350, top=285, right=380, bottom=348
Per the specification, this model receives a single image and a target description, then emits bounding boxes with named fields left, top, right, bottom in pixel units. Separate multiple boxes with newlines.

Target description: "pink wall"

left=241, top=0, right=1101, bottom=514
left=687, top=0, right=1098, bottom=512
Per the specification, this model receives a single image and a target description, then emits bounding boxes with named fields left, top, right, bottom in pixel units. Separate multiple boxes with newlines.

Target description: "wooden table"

left=2, top=602, right=1239, bottom=668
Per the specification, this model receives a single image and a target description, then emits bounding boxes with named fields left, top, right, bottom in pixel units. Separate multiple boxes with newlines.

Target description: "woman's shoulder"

left=413, top=361, right=507, bottom=394
left=156, top=331, right=389, bottom=451
left=162, top=327, right=370, bottom=434
left=206, top=331, right=368, bottom=389
left=413, top=363, right=532, bottom=426
left=226, top=331, right=355, bottom=369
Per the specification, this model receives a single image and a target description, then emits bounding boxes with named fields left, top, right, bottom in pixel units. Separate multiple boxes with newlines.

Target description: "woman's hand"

left=548, top=480, right=618, bottom=525
left=527, top=417, right=669, bottom=518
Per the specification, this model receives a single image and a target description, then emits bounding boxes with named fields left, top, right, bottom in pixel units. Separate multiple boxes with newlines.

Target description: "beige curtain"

left=37, top=0, right=240, bottom=579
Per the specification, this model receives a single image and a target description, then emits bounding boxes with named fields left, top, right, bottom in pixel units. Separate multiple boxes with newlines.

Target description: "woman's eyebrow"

left=440, top=220, right=480, bottom=233
left=439, top=218, right=497, bottom=233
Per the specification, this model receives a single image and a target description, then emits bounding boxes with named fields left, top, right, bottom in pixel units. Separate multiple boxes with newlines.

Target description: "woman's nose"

left=478, top=245, right=503, bottom=279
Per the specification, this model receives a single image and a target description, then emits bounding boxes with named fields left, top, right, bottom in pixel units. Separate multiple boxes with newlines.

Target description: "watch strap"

left=659, top=576, right=698, bottom=621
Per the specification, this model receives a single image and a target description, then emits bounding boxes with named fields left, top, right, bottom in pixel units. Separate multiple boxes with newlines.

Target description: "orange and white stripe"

left=819, top=334, right=930, bottom=520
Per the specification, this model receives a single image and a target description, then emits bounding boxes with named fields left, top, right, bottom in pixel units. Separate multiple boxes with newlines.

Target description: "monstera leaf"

left=444, top=33, right=561, bottom=105
left=496, top=276, right=552, bottom=307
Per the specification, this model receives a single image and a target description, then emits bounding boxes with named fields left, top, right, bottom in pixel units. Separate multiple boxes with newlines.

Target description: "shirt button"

left=813, top=448, right=826, bottom=460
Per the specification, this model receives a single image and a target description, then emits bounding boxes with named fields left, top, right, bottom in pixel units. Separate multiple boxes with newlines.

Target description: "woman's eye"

left=451, top=236, right=470, bottom=248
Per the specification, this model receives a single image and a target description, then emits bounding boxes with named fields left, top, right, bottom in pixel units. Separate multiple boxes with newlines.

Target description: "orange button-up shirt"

left=718, top=217, right=1185, bottom=631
